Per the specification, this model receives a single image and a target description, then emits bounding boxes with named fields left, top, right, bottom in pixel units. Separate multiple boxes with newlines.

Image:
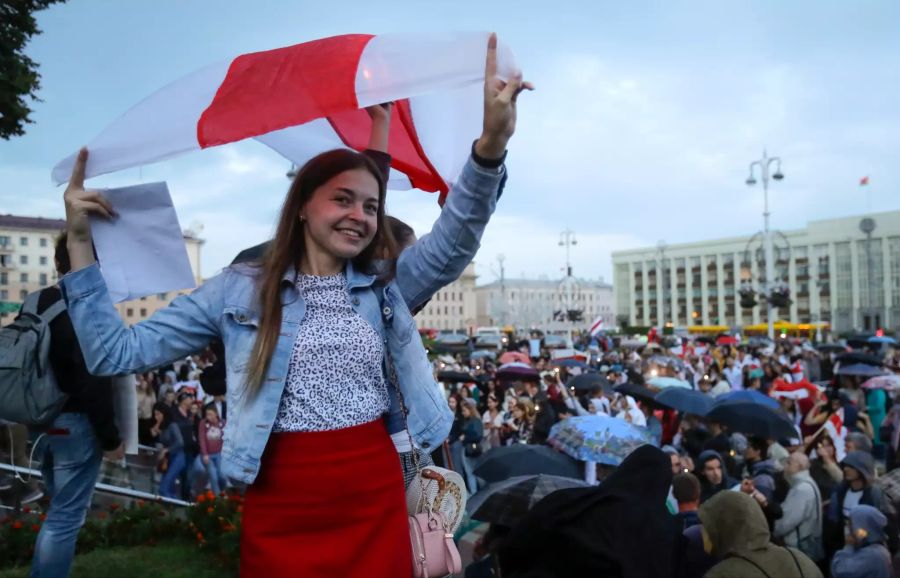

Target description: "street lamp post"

left=746, top=150, right=784, bottom=341
left=559, top=230, right=577, bottom=336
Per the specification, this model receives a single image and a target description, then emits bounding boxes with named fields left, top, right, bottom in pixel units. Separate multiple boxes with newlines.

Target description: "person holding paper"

left=59, top=34, right=530, bottom=577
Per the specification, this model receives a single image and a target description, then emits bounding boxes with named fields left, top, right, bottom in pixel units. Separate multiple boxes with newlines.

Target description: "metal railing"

left=0, top=462, right=191, bottom=507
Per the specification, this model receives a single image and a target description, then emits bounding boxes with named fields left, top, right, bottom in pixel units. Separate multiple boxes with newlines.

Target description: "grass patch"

left=0, top=542, right=235, bottom=578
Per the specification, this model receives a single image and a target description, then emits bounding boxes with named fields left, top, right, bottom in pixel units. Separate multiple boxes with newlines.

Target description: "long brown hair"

left=245, top=149, right=395, bottom=395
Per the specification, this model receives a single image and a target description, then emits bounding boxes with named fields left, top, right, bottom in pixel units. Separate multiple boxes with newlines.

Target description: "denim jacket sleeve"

left=59, top=262, right=225, bottom=375
left=394, top=156, right=504, bottom=311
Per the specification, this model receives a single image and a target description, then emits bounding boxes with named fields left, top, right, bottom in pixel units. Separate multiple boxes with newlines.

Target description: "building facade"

left=475, top=276, right=615, bottom=332
left=414, top=262, right=478, bottom=333
left=612, top=209, right=900, bottom=334
left=0, top=214, right=204, bottom=326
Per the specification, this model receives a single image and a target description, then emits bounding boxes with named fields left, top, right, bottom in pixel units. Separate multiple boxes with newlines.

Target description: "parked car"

left=430, top=333, right=472, bottom=356
left=474, top=334, right=505, bottom=350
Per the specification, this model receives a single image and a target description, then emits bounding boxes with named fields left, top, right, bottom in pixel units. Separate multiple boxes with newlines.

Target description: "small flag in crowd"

left=860, top=176, right=870, bottom=186
left=824, top=408, right=847, bottom=462
left=589, top=316, right=605, bottom=337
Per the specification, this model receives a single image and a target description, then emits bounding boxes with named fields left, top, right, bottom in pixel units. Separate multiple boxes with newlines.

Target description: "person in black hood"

left=698, top=449, right=738, bottom=503
left=498, top=445, right=682, bottom=577
left=826, top=450, right=885, bottom=557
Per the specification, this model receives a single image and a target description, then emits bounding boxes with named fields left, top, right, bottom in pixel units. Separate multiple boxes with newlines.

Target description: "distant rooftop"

left=0, top=214, right=67, bottom=232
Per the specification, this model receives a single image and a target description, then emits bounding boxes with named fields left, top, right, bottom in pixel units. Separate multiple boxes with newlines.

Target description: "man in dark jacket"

left=524, top=381, right=556, bottom=445
left=698, top=449, right=738, bottom=503
left=29, top=233, right=122, bottom=578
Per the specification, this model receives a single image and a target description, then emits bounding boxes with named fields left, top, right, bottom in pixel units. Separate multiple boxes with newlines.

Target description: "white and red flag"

left=52, top=32, right=518, bottom=204
left=823, top=408, right=847, bottom=462
left=589, top=315, right=605, bottom=337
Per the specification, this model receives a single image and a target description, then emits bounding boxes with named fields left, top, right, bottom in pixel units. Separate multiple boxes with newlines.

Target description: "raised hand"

left=366, top=102, right=393, bottom=153
left=63, top=148, right=115, bottom=270
left=476, top=33, right=534, bottom=159
left=64, top=148, right=114, bottom=241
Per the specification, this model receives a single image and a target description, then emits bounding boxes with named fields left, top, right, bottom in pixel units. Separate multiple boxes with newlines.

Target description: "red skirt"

left=241, top=419, right=412, bottom=578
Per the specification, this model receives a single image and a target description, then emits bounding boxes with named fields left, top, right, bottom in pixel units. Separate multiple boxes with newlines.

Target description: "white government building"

left=413, top=263, right=478, bottom=333
left=475, top=276, right=615, bottom=332
left=0, top=214, right=204, bottom=326
left=612, top=209, right=900, bottom=334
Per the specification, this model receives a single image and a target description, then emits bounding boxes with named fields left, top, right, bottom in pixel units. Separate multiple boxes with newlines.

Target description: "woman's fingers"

left=68, top=147, right=89, bottom=190
left=73, top=198, right=114, bottom=220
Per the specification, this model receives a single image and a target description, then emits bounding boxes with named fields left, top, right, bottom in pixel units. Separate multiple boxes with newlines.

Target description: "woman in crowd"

left=59, top=33, right=529, bottom=575
left=460, top=399, right=485, bottom=493
left=198, top=404, right=227, bottom=495
left=507, top=398, right=536, bottom=445
left=482, top=393, right=504, bottom=449
left=448, top=393, right=466, bottom=476
left=136, top=374, right=157, bottom=446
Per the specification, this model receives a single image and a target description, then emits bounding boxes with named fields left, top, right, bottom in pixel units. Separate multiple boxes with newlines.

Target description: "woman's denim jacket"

left=60, top=156, right=504, bottom=484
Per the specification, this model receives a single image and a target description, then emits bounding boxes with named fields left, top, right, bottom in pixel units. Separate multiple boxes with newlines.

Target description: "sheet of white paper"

left=89, top=182, right=195, bottom=303
left=112, top=374, right=139, bottom=455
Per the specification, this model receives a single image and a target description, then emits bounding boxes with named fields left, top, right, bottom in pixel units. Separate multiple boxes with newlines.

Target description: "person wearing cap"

left=826, top=450, right=884, bottom=556
left=831, top=504, right=893, bottom=578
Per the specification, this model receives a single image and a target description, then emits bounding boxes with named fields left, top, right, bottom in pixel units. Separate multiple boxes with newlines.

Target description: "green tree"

left=0, top=0, right=65, bottom=140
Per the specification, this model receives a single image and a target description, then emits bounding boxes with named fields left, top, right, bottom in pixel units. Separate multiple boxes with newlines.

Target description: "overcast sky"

left=2, top=0, right=898, bottom=286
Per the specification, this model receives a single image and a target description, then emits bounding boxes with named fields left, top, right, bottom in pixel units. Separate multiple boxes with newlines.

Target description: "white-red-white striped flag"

left=52, top=33, right=518, bottom=205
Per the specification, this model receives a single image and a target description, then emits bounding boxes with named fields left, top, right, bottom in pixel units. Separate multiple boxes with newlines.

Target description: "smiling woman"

left=58, top=33, right=530, bottom=578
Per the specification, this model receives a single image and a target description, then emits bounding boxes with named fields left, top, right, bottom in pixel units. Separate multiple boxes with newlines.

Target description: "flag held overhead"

left=52, top=32, right=519, bottom=205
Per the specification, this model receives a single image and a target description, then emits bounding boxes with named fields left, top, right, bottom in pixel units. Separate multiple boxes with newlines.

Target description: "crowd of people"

left=434, top=331, right=900, bottom=577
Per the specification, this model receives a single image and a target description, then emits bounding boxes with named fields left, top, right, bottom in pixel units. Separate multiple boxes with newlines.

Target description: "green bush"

left=0, top=490, right=242, bottom=573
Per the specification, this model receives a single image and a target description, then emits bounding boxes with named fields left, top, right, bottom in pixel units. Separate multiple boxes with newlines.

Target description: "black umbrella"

left=837, top=363, right=888, bottom=378
left=654, top=388, right=713, bottom=416
left=695, top=336, right=716, bottom=345
left=613, top=383, right=658, bottom=405
left=437, top=370, right=478, bottom=383
left=466, top=474, right=591, bottom=527
left=567, top=373, right=611, bottom=393
left=706, top=401, right=797, bottom=440
left=473, top=445, right=581, bottom=484
left=835, top=352, right=883, bottom=367
left=816, top=343, right=848, bottom=354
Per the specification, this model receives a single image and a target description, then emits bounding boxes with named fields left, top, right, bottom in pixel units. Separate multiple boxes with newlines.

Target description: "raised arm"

left=60, top=150, right=224, bottom=375
left=394, top=33, right=532, bottom=310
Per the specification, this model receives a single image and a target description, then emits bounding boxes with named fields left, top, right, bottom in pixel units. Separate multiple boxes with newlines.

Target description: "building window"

left=126, top=308, right=134, bottom=317
left=0, top=290, right=6, bottom=300
left=19, top=289, right=28, bottom=300
left=140, top=308, right=148, bottom=317
left=20, top=273, right=28, bottom=283
left=158, top=293, right=168, bottom=300
left=19, top=255, right=27, bottom=265
left=40, top=256, right=49, bottom=266
left=19, top=237, right=27, bottom=246
left=39, top=273, right=48, bottom=285
left=0, top=272, right=6, bottom=285
left=40, top=238, right=48, bottom=248
left=0, top=236, right=9, bottom=247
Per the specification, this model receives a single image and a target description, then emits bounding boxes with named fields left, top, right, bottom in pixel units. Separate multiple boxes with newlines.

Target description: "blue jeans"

left=159, top=449, right=186, bottom=499
left=204, top=453, right=227, bottom=495
left=31, top=413, right=102, bottom=578
left=461, top=452, right=479, bottom=494
left=449, top=440, right=465, bottom=479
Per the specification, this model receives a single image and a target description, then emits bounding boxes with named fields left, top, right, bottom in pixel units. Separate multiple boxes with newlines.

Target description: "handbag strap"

left=373, top=283, right=444, bottom=528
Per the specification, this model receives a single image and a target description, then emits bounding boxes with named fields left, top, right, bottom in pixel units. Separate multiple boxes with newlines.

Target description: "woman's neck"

left=300, top=244, right=345, bottom=276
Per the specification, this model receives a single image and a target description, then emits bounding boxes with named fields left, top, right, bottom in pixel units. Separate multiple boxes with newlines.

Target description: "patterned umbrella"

left=466, top=474, right=591, bottom=527
left=861, top=374, right=900, bottom=390
left=547, top=415, right=653, bottom=466
left=496, top=362, right=540, bottom=381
